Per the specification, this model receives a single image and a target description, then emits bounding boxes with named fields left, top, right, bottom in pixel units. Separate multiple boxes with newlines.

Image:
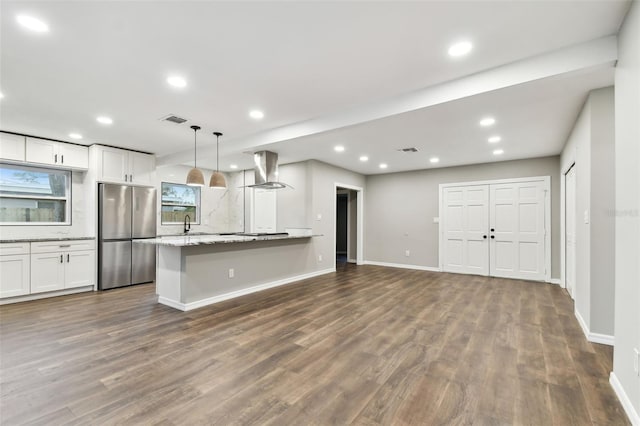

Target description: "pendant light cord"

left=190, top=125, right=201, bottom=169
left=213, top=132, right=223, bottom=173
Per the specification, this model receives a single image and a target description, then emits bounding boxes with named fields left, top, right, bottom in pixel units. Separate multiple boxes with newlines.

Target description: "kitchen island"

left=135, top=233, right=328, bottom=311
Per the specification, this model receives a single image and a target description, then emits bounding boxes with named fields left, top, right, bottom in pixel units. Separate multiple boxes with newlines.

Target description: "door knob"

left=490, top=228, right=495, bottom=232
left=483, top=235, right=487, bottom=239
left=491, top=235, right=495, bottom=239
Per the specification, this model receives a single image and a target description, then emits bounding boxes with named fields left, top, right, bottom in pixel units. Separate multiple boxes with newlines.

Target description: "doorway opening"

left=334, top=183, right=364, bottom=271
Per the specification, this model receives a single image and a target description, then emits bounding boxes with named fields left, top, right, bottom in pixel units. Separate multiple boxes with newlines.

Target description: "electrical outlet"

left=634, top=348, right=639, bottom=376
left=318, top=254, right=323, bottom=262
left=405, top=250, right=410, bottom=257
left=433, top=217, right=440, bottom=223
left=228, top=268, right=234, bottom=279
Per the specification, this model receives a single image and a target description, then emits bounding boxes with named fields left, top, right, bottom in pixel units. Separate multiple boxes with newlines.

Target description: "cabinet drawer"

left=0, top=243, right=30, bottom=256
left=31, top=240, right=95, bottom=254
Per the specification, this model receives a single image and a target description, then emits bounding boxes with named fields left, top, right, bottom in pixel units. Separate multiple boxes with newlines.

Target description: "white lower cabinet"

left=0, top=240, right=95, bottom=298
left=0, top=254, right=30, bottom=298
left=65, top=250, right=96, bottom=288
left=31, top=252, right=66, bottom=293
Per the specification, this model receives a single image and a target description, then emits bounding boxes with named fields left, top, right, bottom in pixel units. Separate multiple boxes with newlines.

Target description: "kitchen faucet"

left=184, top=214, right=191, bottom=234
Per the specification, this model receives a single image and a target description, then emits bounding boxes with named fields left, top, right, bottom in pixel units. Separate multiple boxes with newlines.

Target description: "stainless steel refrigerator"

left=98, top=183, right=156, bottom=290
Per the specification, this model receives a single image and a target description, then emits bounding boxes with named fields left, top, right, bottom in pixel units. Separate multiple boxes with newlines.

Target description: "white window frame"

left=160, top=182, right=201, bottom=225
left=0, top=163, right=72, bottom=226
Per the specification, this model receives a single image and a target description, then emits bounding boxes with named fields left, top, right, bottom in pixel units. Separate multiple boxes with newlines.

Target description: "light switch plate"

left=583, top=209, right=589, bottom=224
left=433, top=217, right=440, bottom=223
left=316, top=213, right=322, bottom=221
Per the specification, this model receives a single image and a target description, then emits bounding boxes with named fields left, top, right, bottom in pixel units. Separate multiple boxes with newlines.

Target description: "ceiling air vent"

left=159, top=114, right=188, bottom=124
left=398, top=147, right=418, bottom=153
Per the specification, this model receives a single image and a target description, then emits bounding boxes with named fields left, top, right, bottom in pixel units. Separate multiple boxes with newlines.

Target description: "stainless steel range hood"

left=248, top=150, right=291, bottom=189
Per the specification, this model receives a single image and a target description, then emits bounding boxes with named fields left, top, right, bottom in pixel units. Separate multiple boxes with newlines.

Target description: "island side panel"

left=157, top=245, right=185, bottom=308
left=182, top=238, right=318, bottom=305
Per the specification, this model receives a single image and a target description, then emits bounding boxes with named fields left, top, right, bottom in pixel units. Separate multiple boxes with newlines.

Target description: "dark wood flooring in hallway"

left=0, top=265, right=630, bottom=425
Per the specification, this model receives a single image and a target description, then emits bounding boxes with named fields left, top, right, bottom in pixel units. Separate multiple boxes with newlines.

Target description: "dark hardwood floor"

left=0, top=265, right=629, bottom=425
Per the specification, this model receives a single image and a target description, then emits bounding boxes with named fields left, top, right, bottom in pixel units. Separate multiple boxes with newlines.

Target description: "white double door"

left=442, top=180, right=547, bottom=281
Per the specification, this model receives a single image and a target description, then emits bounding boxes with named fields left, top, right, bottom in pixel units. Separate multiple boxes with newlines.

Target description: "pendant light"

left=186, top=125, right=204, bottom=186
left=209, top=131, right=227, bottom=188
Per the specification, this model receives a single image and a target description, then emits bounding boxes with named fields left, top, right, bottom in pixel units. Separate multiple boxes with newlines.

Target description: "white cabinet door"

left=65, top=250, right=95, bottom=288
left=0, top=133, right=26, bottom=162
left=58, top=143, right=89, bottom=169
left=0, top=254, right=30, bottom=298
left=31, top=252, right=65, bottom=293
left=442, top=186, right=489, bottom=276
left=251, top=188, right=277, bottom=233
left=129, top=152, right=155, bottom=185
left=489, top=181, right=546, bottom=280
left=98, top=147, right=129, bottom=183
left=25, top=137, right=57, bottom=165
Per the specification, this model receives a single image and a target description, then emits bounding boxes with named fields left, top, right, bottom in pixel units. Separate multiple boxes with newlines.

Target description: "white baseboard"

left=575, top=309, right=615, bottom=346
left=610, top=372, right=640, bottom=425
left=547, top=278, right=562, bottom=286
left=0, top=286, right=93, bottom=305
left=158, top=268, right=336, bottom=312
left=363, top=260, right=440, bottom=272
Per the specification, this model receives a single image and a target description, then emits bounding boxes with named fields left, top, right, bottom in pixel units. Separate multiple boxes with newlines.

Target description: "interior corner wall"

left=613, top=0, right=640, bottom=418
left=364, top=156, right=560, bottom=276
left=589, top=87, right=616, bottom=337
left=560, top=86, right=616, bottom=338
left=561, top=100, right=591, bottom=330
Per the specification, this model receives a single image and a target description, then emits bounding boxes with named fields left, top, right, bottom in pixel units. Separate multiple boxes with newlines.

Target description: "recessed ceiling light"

left=379, top=163, right=388, bottom=169
left=167, top=75, right=187, bottom=88
left=69, top=133, right=82, bottom=140
left=480, top=117, right=496, bottom=127
left=359, top=156, right=369, bottom=162
left=488, top=136, right=501, bottom=143
left=16, top=15, right=49, bottom=33
left=448, top=41, right=473, bottom=57
left=493, top=149, right=504, bottom=155
left=96, top=116, right=113, bottom=125
left=249, top=110, right=264, bottom=120
left=334, top=145, right=345, bottom=152
left=430, top=157, right=440, bottom=163
left=230, top=164, right=238, bottom=169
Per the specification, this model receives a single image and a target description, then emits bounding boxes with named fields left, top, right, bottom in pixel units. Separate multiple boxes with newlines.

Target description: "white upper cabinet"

left=93, top=145, right=155, bottom=185
left=128, top=151, right=155, bottom=185
left=25, top=137, right=89, bottom=170
left=0, top=133, right=26, bottom=162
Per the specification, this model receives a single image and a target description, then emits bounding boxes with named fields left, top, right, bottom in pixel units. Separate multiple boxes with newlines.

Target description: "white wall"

left=364, top=156, right=561, bottom=277
left=613, top=0, right=640, bottom=420
left=155, top=165, right=243, bottom=235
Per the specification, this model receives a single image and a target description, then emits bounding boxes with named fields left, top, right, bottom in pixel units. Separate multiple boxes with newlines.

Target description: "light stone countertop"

left=134, top=234, right=318, bottom=247
left=0, top=236, right=96, bottom=243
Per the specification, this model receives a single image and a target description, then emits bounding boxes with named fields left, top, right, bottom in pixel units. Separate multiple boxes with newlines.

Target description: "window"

left=161, top=182, right=200, bottom=225
left=0, top=164, right=71, bottom=225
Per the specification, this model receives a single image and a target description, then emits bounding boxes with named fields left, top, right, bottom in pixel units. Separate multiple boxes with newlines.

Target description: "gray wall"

left=561, top=99, right=592, bottom=329
left=613, top=0, right=640, bottom=416
left=589, top=87, right=616, bottom=336
left=364, top=156, right=561, bottom=278
left=561, top=87, right=616, bottom=337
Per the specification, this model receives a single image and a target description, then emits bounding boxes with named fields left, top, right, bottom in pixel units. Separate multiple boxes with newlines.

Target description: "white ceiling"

left=0, top=1, right=630, bottom=174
